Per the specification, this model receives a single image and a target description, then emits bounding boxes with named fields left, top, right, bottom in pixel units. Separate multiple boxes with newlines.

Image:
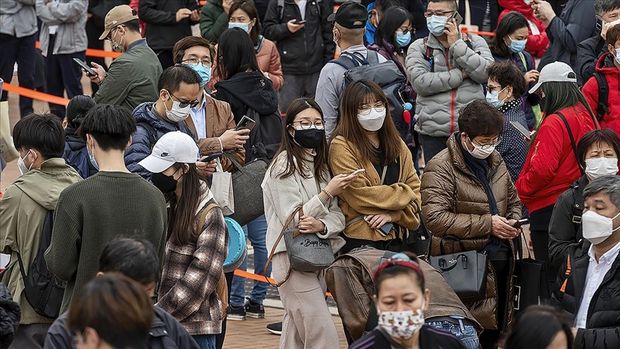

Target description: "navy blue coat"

left=125, top=102, right=193, bottom=180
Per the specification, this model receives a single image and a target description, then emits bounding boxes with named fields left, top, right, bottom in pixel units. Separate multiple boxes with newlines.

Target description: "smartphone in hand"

left=200, top=152, right=224, bottom=163
left=73, top=58, right=97, bottom=76
left=512, top=218, right=529, bottom=228
left=378, top=223, right=394, bottom=236
left=235, top=115, right=256, bottom=132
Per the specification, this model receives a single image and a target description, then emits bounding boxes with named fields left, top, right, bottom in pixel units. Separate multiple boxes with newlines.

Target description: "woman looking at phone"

left=263, top=98, right=351, bottom=348
left=328, top=80, right=421, bottom=254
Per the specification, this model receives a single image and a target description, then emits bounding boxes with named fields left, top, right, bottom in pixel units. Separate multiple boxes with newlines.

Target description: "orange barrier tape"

left=35, top=41, right=122, bottom=59
left=233, top=268, right=333, bottom=297
left=3, top=83, right=69, bottom=106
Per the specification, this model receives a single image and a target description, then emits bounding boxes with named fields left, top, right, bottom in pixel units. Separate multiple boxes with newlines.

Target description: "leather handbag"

left=226, top=154, right=268, bottom=226
left=430, top=236, right=488, bottom=301
left=266, top=206, right=335, bottom=286
left=223, top=217, right=247, bottom=273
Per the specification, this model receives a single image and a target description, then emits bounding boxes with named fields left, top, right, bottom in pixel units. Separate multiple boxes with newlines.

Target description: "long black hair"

left=374, top=6, right=413, bottom=51
left=504, top=306, right=573, bottom=349
left=540, top=81, right=597, bottom=124
left=271, top=98, right=329, bottom=182
left=216, top=28, right=260, bottom=81
left=491, top=11, right=529, bottom=58
left=167, top=163, right=203, bottom=245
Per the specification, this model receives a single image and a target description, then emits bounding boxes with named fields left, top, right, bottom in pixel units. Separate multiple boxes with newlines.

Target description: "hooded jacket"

left=214, top=71, right=279, bottom=123
left=62, top=127, right=98, bottom=179
left=125, top=102, right=193, bottom=180
left=263, top=0, right=335, bottom=75
left=406, top=33, right=494, bottom=137
left=0, top=158, right=82, bottom=325
left=498, top=0, right=549, bottom=58
left=421, top=134, right=522, bottom=330
left=583, top=53, right=620, bottom=135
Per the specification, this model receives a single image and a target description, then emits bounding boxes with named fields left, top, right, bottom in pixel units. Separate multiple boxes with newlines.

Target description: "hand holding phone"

left=73, top=58, right=97, bottom=77
left=512, top=218, right=529, bottom=229
left=235, top=115, right=256, bottom=132
left=350, top=169, right=365, bottom=176
left=200, top=152, right=224, bottom=163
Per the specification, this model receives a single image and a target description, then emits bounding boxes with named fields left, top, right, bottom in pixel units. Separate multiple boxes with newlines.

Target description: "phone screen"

left=73, top=58, right=96, bottom=76
left=510, top=121, right=531, bottom=140
left=236, top=115, right=256, bottom=131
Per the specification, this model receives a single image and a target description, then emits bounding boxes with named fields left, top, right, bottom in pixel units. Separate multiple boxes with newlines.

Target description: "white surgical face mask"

left=377, top=308, right=425, bottom=340
left=358, top=107, right=386, bottom=132
left=582, top=210, right=620, bottom=245
left=466, top=136, right=495, bottom=160
left=586, top=157, right=618, bottom=180
left=17, top=150, right=33, bottom=175
left=164, top=99, right=191, bottom=122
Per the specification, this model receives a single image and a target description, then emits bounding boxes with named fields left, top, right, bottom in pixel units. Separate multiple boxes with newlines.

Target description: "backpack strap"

left=571, top=182, right=584, bottom=225
left=329, top=51, right=368, bottom=70
left=197, top=200, right=220, bottom=230
left=556, top=111, right=584, bottom=176
left=594, top=71, right=609, bottom=121
left=423, top=37, right=435, bottom=73
left=366, top=50, right=379, bottom=65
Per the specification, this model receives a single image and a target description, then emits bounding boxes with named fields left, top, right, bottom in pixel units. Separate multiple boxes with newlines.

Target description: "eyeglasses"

left=358, top=102, right=386, bottom=116
left=182, top=58, right=212, bottom=67
left=167, top=90, right=200, bottom=108
left=423, top=10, right=454, bottom=17
left=292, top=120, right=325, bottom=130
left=471, top=136, right=502, bottom=150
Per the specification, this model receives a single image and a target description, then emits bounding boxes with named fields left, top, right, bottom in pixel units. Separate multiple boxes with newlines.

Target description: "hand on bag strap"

left=263, top=206, right=304, bottom=287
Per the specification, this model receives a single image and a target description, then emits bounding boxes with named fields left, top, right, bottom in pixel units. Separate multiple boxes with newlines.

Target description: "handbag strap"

left=263, top=206, right=304, bottom=287
left=556, top=111, right=584, bottom=176
left=380, top=165, right=388, bottom=185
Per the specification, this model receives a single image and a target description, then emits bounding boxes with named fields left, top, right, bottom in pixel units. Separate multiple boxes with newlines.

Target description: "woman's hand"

left=491, top=215, right=520, bottom=240
left=524, top=70, right=540, bottom=83
left=365, top=214, right=392, bottom=230
left=324, top=173, right=357, bottom=196
left=298, top=215, right=325, bottom=234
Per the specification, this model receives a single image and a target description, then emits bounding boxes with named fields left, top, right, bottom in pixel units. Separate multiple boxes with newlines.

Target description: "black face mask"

left=293, top=129, right=325, bottom=149
left=151, top=172, right=177, bottom=194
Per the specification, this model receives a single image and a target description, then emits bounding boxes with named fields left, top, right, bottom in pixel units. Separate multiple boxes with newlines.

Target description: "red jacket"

left=583, top=53, right=620, bottom=136
left=498, top=0, right=549, bottom=58
left=516, top=104, right=596, bottom=213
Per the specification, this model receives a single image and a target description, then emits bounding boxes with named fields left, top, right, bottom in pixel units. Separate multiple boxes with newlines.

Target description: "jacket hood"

left=133, top=102, right=186, bottom=133
left=13, top=158, right=82, bottom=210
left=65, top=128, right=86, bottom=152
left=215, top=71, right=279, bottom=115
left=595, top=52, right=619, bottom=75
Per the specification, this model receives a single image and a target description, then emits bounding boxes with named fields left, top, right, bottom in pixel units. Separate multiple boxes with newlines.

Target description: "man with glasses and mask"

left=125, top=65, right=216, bottom=181
left=405, top=0, right=493, bottom=163
left=88, top=5, right=162, bottom=111
left=554, top=175, right=620, bottom=349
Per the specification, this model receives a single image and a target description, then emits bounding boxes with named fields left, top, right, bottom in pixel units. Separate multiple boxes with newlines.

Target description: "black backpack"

left=594, top=71, right=609, bottom=121
left=331, top=51, right=410, bottom=140
left=245, top=107, right=283, bottom=162
left=16, top=210, right=65, bottom=318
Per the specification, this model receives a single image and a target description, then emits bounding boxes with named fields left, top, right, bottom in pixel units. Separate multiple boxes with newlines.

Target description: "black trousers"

left=0, top=33, right=36, bottom=118
left=155, top=49, right=174, bottom=70
left=529, top=204, right=555, bottom=298
left=45, top=35, right=85, bottom=117
left=419, top=134, right=449, bottom=164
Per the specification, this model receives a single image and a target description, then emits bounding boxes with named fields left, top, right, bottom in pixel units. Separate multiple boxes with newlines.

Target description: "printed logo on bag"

left=300, top=239, right=330, bottom=248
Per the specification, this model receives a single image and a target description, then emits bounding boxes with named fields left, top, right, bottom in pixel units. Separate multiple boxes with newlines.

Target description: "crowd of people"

left=1, top=0, right=620, bottom=348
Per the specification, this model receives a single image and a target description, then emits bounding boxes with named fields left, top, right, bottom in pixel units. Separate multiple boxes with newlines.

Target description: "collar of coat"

left=446, top=133, right=503, bottom=179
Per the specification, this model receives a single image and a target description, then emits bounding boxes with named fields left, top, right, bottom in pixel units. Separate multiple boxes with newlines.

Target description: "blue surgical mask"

left=486, top=87, right=507, bottom=108
left=616, top=48, right=620, bottom=64
left=509, top=37, right=527, bottom=53
left=395, top=31, right=412, bottom=47
left=87, top=148, right=99, bottom=170
left=228, top=22, right=250, bottom=33
left=427, top=15, right=448, bottom=37
left=188, top=63, right=212, bottom=87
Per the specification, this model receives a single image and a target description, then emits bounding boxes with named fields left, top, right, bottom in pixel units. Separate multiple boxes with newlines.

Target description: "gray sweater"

left=44, top=171, right=167, bottom=312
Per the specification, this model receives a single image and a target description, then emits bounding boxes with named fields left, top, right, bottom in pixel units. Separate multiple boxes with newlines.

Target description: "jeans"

left=192, top=334, right=217, bottom=349
left=426, top=317, right=480, bottom=349
left=230, top=215, right=270, bottom=306
left=0, top=33, right=36, bottom=118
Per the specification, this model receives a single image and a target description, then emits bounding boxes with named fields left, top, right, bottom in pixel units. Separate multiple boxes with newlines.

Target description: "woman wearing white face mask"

left=421, top=100, right=522, bottom=348
left=328, top=80, right=421, bottom=254
left=548, top=129, right=620, bottom=277
left=350, top=253, right=466, bottom=349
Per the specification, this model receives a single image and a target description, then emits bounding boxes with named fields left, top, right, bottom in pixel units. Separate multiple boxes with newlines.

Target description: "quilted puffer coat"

left=421, top=134, right=522, bottom=330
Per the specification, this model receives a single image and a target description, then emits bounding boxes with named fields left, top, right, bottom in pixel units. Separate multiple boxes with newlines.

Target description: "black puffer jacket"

left=263, top=0, right=335, bottom=75
left=62, top=127, right=98, bottom=179
left=554, top=241, right=620, bottom=349
left=576, top=36, right=607, bottom=85
left=548, top=175, right=587, bottom=277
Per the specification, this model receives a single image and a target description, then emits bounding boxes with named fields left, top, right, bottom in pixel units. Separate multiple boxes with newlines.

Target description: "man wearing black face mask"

left=44, top=104, right=168, bottom=314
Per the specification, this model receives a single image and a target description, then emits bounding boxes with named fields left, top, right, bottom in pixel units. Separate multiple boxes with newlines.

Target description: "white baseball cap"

left=138, top=131, right=199, bottom=173
left=529, top=62, right=578, bottom=94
